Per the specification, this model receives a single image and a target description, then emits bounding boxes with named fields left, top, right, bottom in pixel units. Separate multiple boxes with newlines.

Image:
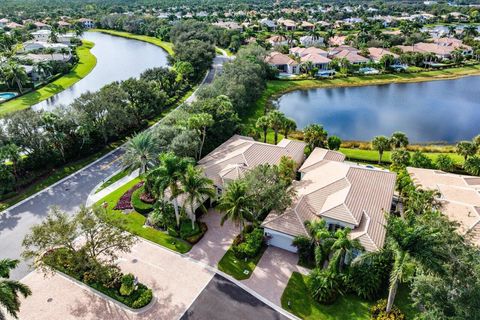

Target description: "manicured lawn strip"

left=91, top=29, right=174, bottom=56
left=96, top=169, right=129, bottom=193
left=281, top=272, right=417, bottom=320
left=340, top=148, right=464, bottom=165
left=0, top=142, right=120, bottom=209
left=218, top=245, right=266, bottom=280
left=96, top=179, right=192, bottom=253
left=0, top=40, right=97, bottom=116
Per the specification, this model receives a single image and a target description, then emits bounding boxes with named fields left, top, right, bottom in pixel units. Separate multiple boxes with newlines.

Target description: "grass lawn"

left=340, top=148, right=464, bottom=166
left=218, top=245, right=266, bottom=280
left=95, top=178, right=192, bottom=254
left=281, top=272, right=417, bottom=320
left=0, top=142, right=120, bottom=210
left=95, top=169, right=129, bottom=193
left=91, top=29, right=174, bottom=56
left=0, top=40, right=97, bottom=116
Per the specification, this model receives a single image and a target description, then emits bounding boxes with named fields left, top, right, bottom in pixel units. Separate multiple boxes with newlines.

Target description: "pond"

left=275, top=76, right=480, bottom=143
left=32, top=31, right=169, bottom=111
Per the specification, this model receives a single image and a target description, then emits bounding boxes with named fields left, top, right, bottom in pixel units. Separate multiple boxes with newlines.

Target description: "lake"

left=275, top=76, right=480, bottom=143
left=32, top=31, right=169, bottom=111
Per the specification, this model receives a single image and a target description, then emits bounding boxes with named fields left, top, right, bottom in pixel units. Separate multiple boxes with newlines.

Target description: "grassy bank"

left=91, top=29, right=174, bottom=56
left=281, top=272, right=417, bottom=320
left=0, top=40, right=97, bottom=116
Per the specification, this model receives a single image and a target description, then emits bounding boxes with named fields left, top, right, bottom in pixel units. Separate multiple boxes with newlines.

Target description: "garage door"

left=264, top=228, right=297, bottom=253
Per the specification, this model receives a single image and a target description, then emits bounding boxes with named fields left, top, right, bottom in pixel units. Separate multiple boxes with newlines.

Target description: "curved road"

left=0, top=54, right=229, bottom=280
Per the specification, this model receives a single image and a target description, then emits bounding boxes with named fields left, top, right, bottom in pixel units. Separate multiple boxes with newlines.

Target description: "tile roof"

left=263, top=148, right=396, bottom=252
left=198, top=135, right=306, bottom=188
left=265, top=51, right=298, bottom=66
left=407, top=167, right=480, bottom=246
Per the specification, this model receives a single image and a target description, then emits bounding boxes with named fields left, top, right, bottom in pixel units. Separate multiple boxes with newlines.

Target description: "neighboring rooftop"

left=407, top=167, right=480, bottom=245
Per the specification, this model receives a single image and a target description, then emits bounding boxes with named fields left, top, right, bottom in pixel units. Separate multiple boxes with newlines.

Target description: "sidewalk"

left=86, top=169, right=139, bottom=206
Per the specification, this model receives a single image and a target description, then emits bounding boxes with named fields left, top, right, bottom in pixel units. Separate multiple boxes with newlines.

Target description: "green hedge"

left=131, top=186, right=154, bottom=215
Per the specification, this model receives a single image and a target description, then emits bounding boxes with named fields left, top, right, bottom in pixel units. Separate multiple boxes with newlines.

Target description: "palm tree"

left=256, top=116, right=269, bottom=143
left=464, top=25, right=478, bottom=38
left=390, top=132, right=409, bottom=150
left=456, top=140, right=477, bottom=161
left=304, top=220, right=334, bottom=267
left=146, top=153, right=192, bottom=227
left=328, top=228, right=363, bottom=273
left=382, top=215, right=447, bottom=313
left=188, top=113, right=214, bottom=160
left=217, top=180, right=254, bottom=236
left=0, top=259, right=32, bottom=319
left=35, top=61, right=52, bottom=79
left=59, top=47, right=70, bottom=61
left=304, top=124, right=328, bottom=150
left=282, top=117, right=297, bottom=138
left=371, top=136, right=391, bottom=164
left=180, top=165, right=215, bottom=229
left=267, top=110, right=286, bottom=145
left=122, top=131, right=159, bottom=175
left=4, top=62, right=28, bottom=93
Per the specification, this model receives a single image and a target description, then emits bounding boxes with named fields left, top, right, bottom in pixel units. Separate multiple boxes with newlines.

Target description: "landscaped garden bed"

left=218, top=227, right=266, bottom=280
left=131, top=184, right=154, bottom=214
left=44, top=248, right=153, bottom=309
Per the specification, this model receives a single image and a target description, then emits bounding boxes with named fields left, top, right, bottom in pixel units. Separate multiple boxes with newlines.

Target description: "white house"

left=21, top=41, right=69, bottom=53
left=265, top=51, right=300, bottom=74
left=78, top=18, right=94, bottom=29
left=299, top=35, right=324, bottom=47
left=262, top=148, right=396, bottom=253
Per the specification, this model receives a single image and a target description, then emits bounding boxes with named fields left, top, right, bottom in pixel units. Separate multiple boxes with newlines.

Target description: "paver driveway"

left=243, top=247, right=309, bottom=306
left=17, top=239, right=214, bottom=320
left=186, top=209, right=239, bottom=267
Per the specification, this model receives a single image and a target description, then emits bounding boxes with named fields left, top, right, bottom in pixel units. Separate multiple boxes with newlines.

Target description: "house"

left=407, top=167, right=480, bottom=246
left=265, top=51, right=300, bottom=74
left=0, top=18, right=10, bottom=27
left=262, top=148, right=396, bottom=253
left=21, top=41, right=69, bottom=53
left=197, top=135, right=306, bottom=192
left=57, top=21, right=71, bottom=27
left=266, top=35, right=289, bottom=47
left=78, top=18, right=94, bottom=29
left=33, top=21, right=51, bottom=30
left=22, top=52, right=72, bottom=63
left=329, top=35, right=347, bottom=46
left=278, top=18, right=297, bottom=31
left=300, top=53, right=331, bottom=70
left=5, top=22, right=23, bottom=29
left=213, top=21, right=242, bottom=31
left=290, top=47, right=328, bottom=58
left=301, top=21, right=315, bottom=31
left=299, top=35, right=324, bottom=47
left=329, top=48, right=369, bottom=64
left=434, top=37, right=473, bottom=56
left=396, top=41, right=472, bottom=59
left=260, top=18, right=276, bottom=30
left=31, top=29, right=51, bottom=42
left=367, top=47, right=399, bottom=63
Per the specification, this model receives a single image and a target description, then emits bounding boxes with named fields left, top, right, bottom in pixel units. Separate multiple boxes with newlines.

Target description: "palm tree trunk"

left=379, top=151, right=383, bottom=164
left=274, top=130, right=278, bottom=145
left=191, top=204, right=196, bottom=230
left=199, top=128, right=206, bottom=160
left=386, top=279, right=398, bottom=313
left=173, top=197, right=180, bottom=227
left=263, top=128, right=267, bottom=143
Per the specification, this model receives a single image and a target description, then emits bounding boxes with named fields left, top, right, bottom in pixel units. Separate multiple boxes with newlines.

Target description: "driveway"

left=243, top=247, right=309, bottom=306
left=186, top=209, right=239, bottom=267
left=17, top=239, right=214, bottom=320
left=181, top=274, right=289, bottom=320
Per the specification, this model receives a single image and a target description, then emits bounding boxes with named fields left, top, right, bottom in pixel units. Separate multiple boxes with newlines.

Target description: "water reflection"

left=276, top=76, right=480, bottom=143
left=32, top=32, right=169, bottom=111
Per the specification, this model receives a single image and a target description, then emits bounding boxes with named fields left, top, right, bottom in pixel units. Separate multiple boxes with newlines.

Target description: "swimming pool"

left=0, top=92, right=17, bottom=101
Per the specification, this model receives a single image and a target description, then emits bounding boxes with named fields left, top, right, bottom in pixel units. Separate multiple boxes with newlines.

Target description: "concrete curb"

left=86, top=169, right=139, bottom=207
left=54, top=269, right=157, bottom=314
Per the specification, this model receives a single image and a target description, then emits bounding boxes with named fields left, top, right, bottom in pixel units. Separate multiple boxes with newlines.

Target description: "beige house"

left=265, top=51, right=300, bottom=74
left=263, top=148, right=396, bottom=253
left=407, top=167, right=480, bottom=246
left=267, top=35, right=289, bottom=47
left=198, top=135, right=306, bottom=191
left=367, top=47, right=399, bottom=63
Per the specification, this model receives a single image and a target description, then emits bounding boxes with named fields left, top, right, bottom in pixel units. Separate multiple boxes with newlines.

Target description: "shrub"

left=119, top=273, right=135, bottom=296
left=232, top=228, right=264, bottom=259
left=435, top=154, right=455, bottom=172
left=390, top=150, right=411, bottom=169
left=147, top=200, right=176, bottom=229
left=114, top=182, right=143, bottom=210
left=167, top=226, right=179, bottom=237
left=464, top=155, right=480, bottom=176
left=292, top=236, right=315, bottom=268
left=131, top=186, right=154, bottom=215
left=370, top=299, right=405, bottom=320
left=410, top=151, right=435, bottom=169
left=132, top=289, right=153, bottom=309
left=307, top=269, right=341, bottom=304
left=179, top=220, right=202, bottom=239
left=185, top=222, right=208, bottom=244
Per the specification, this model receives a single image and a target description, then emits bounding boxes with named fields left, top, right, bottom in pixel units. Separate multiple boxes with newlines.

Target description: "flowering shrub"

left=114, top=182, right=144, bottom=210
left=370, top=299, right=405, bottom=320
